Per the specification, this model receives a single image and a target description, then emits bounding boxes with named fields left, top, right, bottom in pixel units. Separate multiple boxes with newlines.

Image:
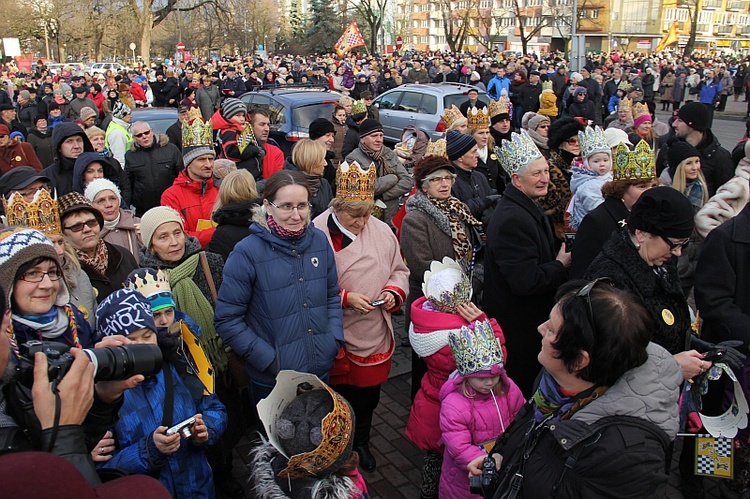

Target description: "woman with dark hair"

left=469, top=279, right=682, bottom=497
left=215, top=170, right=344, bottom=405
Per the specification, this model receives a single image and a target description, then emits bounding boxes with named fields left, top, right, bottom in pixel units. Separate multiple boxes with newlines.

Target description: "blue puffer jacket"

left=214, top=215, right=344, bottom=387
left=98, top=361, right=227, bottom=498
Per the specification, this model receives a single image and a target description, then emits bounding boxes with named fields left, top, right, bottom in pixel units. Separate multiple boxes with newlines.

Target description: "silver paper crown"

left=448, top=319, right=504, bottom=376
left=578, top=126, right=609, bottom=160
left=422, top=257, right=472, bottom=313
left=495, top=129, right=543, bottom=176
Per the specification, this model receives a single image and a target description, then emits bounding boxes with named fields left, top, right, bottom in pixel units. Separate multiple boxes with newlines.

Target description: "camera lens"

left=83, top=344, right=163, bottom=381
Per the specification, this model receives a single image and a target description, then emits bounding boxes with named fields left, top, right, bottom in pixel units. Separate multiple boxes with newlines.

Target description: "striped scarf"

left=532, top=370, right=607, bottom=421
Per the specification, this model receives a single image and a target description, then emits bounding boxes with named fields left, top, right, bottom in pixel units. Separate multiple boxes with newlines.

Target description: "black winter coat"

left=207, top=199, right=260, bottom=262
left=483, top=184, right=568, bottom=396
left=27, top=128, right=55, bottom=168
left=124, top=134, right=183, bottom=216
left=81, top=241, right=139, bottom=302
left=341, top=117, right=361, bottom=159
left=451, top=165, right=495, bottom=225
left=475, top=150, right=502, bottom=192
left=585, top=229, right=690, bottom=354
left=377, top=77, right=398, bottom=95
left=570, top=195, right=630, bottom=279
left=41, top=123, right=96, bottom=195
left=655, top=131, right=732, bottom=196
left=518, top=82, right=543, bottom=113
left=695, top=204, right=750, bottom=347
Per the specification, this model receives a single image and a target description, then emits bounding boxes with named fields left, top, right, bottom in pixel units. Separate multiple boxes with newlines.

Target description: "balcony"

left=741, top=25, right=750, bottom=34
left=702, top=0, right=723, bottom=8
left=726, top=0, right=748, bottom=10
left=697, top=23, right=713, bottom=32
left=715, top=24, right=734, bottom=35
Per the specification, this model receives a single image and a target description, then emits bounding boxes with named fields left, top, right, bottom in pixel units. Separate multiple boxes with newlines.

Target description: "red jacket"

left=0, top=140, right=43, bottom=174
left=90, top=91, right=105, bottom=116
left=160, top=170, right=218, bottom=248
left=129, top=82, right=147, bottom=105
left=262, top=142, right=284, bottom=179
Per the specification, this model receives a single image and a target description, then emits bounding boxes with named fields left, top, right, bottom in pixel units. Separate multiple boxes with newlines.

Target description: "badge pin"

left=311, top=257, right=319, bottom=267
left=662, top=309, right=675, bottom=326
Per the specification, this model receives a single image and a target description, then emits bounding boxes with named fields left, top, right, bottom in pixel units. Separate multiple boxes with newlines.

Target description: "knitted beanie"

left=111, top=101, right=131, bottom=120
left=140, top=206, right=184, bottom=248
left=667, top=140, right=700, bottom=176
left=220, top=98, right=246, bottom=119
left=58, top=192, right=104, bottom=228
left=358, top=119, right=383, bottom=139
left=84, top=178, right=121, bottom=204
left=633, top=113, right=652, bottom=129
left=0, top=124, right=9, bottom=136
left=79, top=107, right=98, bottom=122
left=521, top=112, right=550, bottom=132
left=0, top=228, right=67, bottom=308
left=308, top=118, right=336, bottom=140
left=182, top=145, right=216, bottom=169
left=676, top=102, right=709, bottom=132
left=446, top=130, right=477, bottom=161
left=213, top=158, right=237, bottom=179
left=96, top=288, right=156, bottom=337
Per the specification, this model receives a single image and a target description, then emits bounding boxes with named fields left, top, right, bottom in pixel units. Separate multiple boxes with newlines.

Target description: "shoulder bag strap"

left=161, top=364, right=174, bottom=428
left=199, top=251, right=217, bottom=303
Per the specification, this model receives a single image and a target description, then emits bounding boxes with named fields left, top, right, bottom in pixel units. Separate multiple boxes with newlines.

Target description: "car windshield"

left=444, top=91, right=489, bottom=110
left=293, top=102, right=338, bottom=129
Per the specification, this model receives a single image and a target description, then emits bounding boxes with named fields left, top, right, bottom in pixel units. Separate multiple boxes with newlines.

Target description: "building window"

left=591, top=9, right=599, bottom=18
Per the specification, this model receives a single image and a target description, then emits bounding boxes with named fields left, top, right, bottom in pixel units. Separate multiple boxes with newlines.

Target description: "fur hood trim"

left=129, top=132, right=170, bottom=152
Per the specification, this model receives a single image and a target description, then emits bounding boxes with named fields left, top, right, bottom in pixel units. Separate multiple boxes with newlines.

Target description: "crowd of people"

left=0, top=47, right=747, bottom=499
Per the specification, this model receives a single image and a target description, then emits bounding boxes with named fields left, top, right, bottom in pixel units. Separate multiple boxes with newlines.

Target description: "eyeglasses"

left=427, top=174, right=457, bottom=184
left=133, top=129, right=152, bottom=138
left=661, top=236, right=690, bottom=252
left=0, top=135, right=7, bottom=139
left=575, top=278, right=613, bottom=348
left=565, top=138, right=579, bottom=145
left=268, top=201, right=312, bottom=214
left=537, top=124, right=550, bottom=129
left=63, top=218, right=99, bottom=232
left=21, top=268, right=63, bottom=283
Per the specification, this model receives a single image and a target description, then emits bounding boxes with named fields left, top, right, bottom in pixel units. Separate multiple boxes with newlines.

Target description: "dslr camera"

left=469, top=455, right=499, bottom=497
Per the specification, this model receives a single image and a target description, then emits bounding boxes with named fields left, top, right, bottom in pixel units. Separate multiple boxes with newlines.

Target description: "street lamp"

left=129, top=42, right=136, bottom=65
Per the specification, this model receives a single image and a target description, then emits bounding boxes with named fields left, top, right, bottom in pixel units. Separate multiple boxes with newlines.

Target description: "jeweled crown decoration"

left=441, top=105, right=463, bottom=128
left=336, top=160, right=376, bottom=202
left=612, top=139, right=656, bottom=181
left=125, top=268, right=172, bottom=301
left=618, top=80, right=632, bottom=92
left=542, top=80, right=553, bottom=91
left=578, top=126, right=609, bottom=159
left=2, top=188, right=61, bottom=235
left=618, top=97, right=632, bottom=113
left=181, top=112, right=213, bottom=149
left=488, top=96, right=510, bottom=118
left=632, top=102, right=649, bottom=121
left=425, top=138, right=448, bottom=159
left=449, top=319, right=504, bottom=376
left=467, top=106, right=490, bottom=131
left=351, top=99, right=367, bottom=115
left=422, top=257, right=472, bottom=313
left=495, top=129, right=543, bottom=176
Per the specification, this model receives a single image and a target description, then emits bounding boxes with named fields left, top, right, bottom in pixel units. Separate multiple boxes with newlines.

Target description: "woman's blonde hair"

left=292, top=139, right=326, bottom=175
left=338, top=95, right=353, bottom=108
left=672, top=157, right=709, bottom=205
left=448, top=117, right=468, bottom=131
left=85, top=126, right=105, bottom=139
left=212, top=169, right=258, bottom=215
left=329, top=198, right=375, bottom=217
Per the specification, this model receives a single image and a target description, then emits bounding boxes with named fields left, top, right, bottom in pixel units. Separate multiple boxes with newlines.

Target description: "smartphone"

left=564, top=233, right=576, bottom=252
left=370, top=299, right=386, bottom=307
left=702, top=350, right=726, bottom=363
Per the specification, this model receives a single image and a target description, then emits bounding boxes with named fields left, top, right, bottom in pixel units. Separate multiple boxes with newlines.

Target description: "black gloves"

left=690, top=336, right=747, bottom=372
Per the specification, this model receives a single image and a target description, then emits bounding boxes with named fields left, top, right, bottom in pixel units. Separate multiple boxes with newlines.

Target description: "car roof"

left=246, top=88, right=341, bottom=105
left=388, top=83, right=484, bottom=95
left=131, top=107, right=177, bottom=119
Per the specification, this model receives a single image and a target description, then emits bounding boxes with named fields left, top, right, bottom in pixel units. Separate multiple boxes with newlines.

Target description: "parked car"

left=240, top=85, right=340, bottom=157
left=130, top=107, right=177, bottom=135
left=373, top=83, right=489, bottom=143
left=91, top=62, right=128, bottom=74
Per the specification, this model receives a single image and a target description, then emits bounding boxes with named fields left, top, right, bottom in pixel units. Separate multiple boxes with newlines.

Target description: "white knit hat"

left=139, top=206, right=184, bottom=248
left=84, top=178, right=121, bottom=204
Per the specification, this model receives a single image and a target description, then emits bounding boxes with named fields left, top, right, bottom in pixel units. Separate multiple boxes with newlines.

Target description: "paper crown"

left=488, top=96, right=510, bottom=118
left=236, top=123, right=260, bottom=155
left=612, top=139, right=656, bottom=181
left=448, top=319, right=504, bottom=376
left=182, top=112, right=213, bottom=149
left=441, top=105, right=464, bottom=128
left=495, top=129, right=543, bottom=176
left=617, top=80, right=632, bottom=92
left=257, top=371, right=353, bottom=480
left=335, top=160, right=376, bottom=202
left=542, top=80, right=553, bottom=91
left=124, top=267, right=175, bottom=312
left=422, top=257, right=472, bottom=313
left=632, top=102, right=649, bottom=121
left=2, top=189, right=61, bottom=236
left=351, top=99, right=367, bottom=115
left=578, top=126, right=609, bottom=159
left=467, top=106, right=490, bottom=131
left=618, top=97, right=632, bottom=113
left=425, top=138, right=448, bottom=159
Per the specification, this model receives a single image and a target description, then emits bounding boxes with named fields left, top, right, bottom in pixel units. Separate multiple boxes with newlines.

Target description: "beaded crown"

left=578, top=126, right=609, bottom=159
left=181, top=111, right=213, bottom=149
left=488, top=95, right=510, bottom=118
left=336, top=160, right=376, bottom=202
left=612, top=139, right=656, bottom=181
left=632, top=102, right=650, bottom=121
left=351, top=99, right=367, bottom=115
left=542, top=80, right=553, bottom=91
left=425, top=138, right=448, bottom=159
left=467, top=106, right=490, bottom=131
left=618, top=97, right=632, bottom=113
left=422, top=257, right=472, bottom=313
left=449, top=319, right=504, bottom=376
left=441, top=105, right=464, bottom=128
left=495, top=129, right=543, bottom=176
left=2, top=188, right=61, bottom=236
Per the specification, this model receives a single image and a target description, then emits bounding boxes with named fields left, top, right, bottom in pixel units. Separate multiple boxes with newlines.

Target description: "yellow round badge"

left=14, top=156, right=21, bottom=162
left=490, top=153, right=498, bottom=160
left=662, top=309, right=675, bottom=326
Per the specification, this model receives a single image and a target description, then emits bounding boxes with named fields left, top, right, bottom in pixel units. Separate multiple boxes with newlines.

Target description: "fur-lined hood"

left=129, top=132, right=170, bottom=152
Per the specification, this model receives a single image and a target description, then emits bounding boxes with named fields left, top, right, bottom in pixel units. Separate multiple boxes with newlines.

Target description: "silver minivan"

left=373, top=83, right=488, bottom=142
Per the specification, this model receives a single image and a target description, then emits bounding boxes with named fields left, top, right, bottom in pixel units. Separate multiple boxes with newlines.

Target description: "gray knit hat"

left=220, top=98, right=246, bottom=120
left=182, top=145, right=216, bottom=168
left=522, top=112, right=550, bottom=132
left=140, top=206, right=184, bottom=248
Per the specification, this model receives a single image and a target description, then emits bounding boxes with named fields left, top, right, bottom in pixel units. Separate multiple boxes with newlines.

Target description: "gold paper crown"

left=351, top=99, right=367, bottom=115
left=612, top=139, right=656, bottom=181
left=467, top=106, right=490, bottom=131
left=618, top=80, right=632, bottom=92
left=495, top=130, right=543, bottom=176
left=488, top=96, right=510, bottom=118
left=441, top=105, right=464, bottom=128
left=542, top=80, right=553, bottom=91
left=578, top=126, right=609, bottom=159
left=449, top=319, right=504, bottom=376
left=632, top=102, right=649, bottom=121
left=2, top=189, right=61, bottom=235
left=182, top=114, right=213, bottom=149
left=335, top=161, right=376, bottom=202
left=424, top=138, right=448, bottom=159
left=618, top=97, right=632, bottom=113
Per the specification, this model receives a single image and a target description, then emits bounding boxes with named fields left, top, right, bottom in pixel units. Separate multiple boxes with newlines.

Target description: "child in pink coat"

left=439, top=320, right=525, bottom=499
left=405, top=257, right=506, bottom=499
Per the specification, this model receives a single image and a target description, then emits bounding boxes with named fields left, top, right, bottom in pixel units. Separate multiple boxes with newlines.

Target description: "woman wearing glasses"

left=59, top=192, right=138, bottom=302
left=215, top=170, right=344, bottom=405
left=468, top=279, right=682, bottom=497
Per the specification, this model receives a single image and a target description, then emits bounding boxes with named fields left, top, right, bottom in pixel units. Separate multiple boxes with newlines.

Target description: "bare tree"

left=348, top=0, right=388, bottom=53
left=435, top=0, right=479, bottom=53
left=680, top=0, right=701, bottom=56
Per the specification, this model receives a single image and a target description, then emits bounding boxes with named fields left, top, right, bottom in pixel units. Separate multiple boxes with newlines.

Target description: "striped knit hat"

left=220, top=98, right=246, bottom=119
left=446, top=130, right=477, bottom=161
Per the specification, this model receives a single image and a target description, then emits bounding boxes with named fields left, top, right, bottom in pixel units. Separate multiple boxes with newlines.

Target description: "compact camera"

left=166, top=416, right=196, bottom=439
left=469, top=455, right=498, bottom=496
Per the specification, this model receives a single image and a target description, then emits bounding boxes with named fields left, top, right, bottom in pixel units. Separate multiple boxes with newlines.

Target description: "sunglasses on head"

left=133, top=129, right=152, bottom=138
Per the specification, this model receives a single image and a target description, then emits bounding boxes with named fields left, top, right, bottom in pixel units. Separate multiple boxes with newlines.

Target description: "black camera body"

left=469, top=455, right=498, bottom=496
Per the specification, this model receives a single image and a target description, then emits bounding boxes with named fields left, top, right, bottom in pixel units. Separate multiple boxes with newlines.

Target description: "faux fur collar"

left=405, top=192, right=451, bottom=237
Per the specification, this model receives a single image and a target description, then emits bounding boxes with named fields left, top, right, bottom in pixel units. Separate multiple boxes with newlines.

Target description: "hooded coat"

left=72, top=152, right=131, bottom=205
left=40, top=123, right=95, bottom=195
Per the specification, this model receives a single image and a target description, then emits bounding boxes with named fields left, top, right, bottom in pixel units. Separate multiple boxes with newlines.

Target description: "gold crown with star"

left=612, top=139, right=656, bottom=181
left=618, top=80, right=632, bottom=92
left=351, top=99, right=367, bottom=115
left=336, top=160, right=376, bottom=202
left=425, top=138, right=448, bottom=160
left=2, top=188, right=61, bottom=236
left=181, top=109, right=213, bottom=149
left=488, top=96, right=510, bottom=118
left=632, top=102, right=649, bottom=121
left=441, top=105, right=464, bottom=128
left=495, top=129, right=543, bottom=176
left=449, top=319, right=504, bottom=376
left=578, top=126, right=609, bottom=159
left=618, top=96, right=632, bottom=113
left=467, top=106, right=490, bottom=131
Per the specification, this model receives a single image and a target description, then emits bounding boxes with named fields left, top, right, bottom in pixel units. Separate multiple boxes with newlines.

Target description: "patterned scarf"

left=684, top=178, right=705, bottom=211
left=427, top=194, right=483, bottom=272
left=267, top=214, right=307, bottom=239
left=532, top=370, right=607, bottom=421
left=358, top=141, right=393, bottom=175
left=77, top=239, right=109, bottom=276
